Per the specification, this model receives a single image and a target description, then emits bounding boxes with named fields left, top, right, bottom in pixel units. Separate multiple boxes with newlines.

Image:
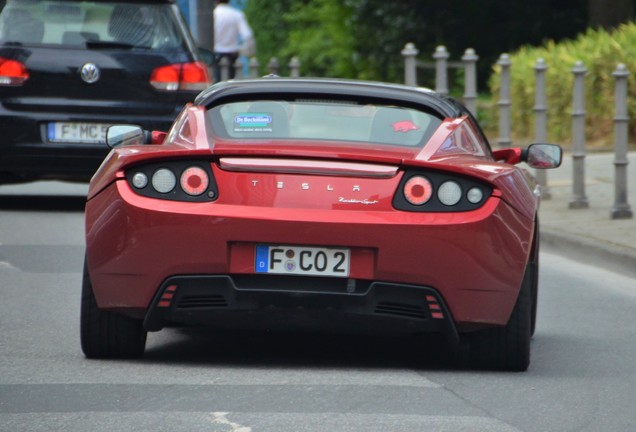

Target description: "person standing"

left=213, top=0, right=254, bottom=82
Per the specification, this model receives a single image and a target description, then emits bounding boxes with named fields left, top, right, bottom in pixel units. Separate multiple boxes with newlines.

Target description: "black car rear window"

left=0, top=1, right=185, bottom=49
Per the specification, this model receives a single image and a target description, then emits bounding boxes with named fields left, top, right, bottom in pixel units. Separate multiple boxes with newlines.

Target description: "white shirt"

left=214, top=3, right=253, bottom=53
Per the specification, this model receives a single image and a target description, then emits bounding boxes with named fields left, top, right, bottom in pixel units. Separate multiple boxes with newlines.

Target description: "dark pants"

left=214, top=52, right=239, bottom=82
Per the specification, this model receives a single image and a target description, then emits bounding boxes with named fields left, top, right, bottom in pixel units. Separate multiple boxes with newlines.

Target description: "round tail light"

left=180, top=166, right=209, bottom=196
left=404, top=176, right=433, bottom=205
left=438, top=181, right=462, bottom=206
left=152, top=168, right=177, bottom=193
left=467, top=187, right=484, bottom=204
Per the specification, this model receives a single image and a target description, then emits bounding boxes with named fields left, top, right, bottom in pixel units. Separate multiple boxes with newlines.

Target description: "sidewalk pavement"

left=538, top=150, right=636, bottom=278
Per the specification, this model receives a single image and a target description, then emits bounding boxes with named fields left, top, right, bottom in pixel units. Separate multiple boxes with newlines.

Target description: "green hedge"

left=488, top=23, right=636, bottom=146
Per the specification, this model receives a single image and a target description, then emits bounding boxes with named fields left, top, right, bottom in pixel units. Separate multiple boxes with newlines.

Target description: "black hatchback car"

left=0, top=0, right=211, bottom=183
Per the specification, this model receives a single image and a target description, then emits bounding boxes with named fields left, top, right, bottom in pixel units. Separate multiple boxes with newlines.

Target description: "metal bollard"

left=462, top=48, right=478, bottom=117
left=219, top=56, right=230, bottom=82
left=402, top=43, right=419, bottom=87
left=496, top=54, right=512, bottom=148
left=533, top=58, right=551, bottom=199
left=267, top=57, right=280, bottom=76
left=233, top=58, right=243, bottom=80
left=611, top=63, right=633, bottom=219
left=248, top=57, right=259, bottom=79
left=289, top=56, right=301, bottom=78
left=433, top=46, right=449, bottom=95
left=569, top=61, right=589, bottom=209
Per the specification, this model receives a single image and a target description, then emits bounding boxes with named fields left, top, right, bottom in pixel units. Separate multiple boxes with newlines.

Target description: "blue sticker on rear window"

left=234, top=113, right=273, bottom=132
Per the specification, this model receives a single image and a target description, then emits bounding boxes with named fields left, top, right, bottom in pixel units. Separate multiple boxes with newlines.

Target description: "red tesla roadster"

left=81, top=78, right=562, bottom=370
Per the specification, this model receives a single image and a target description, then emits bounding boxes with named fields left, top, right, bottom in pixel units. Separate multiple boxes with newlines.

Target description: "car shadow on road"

left=142, top=328, right=467, bottom=371
left=0, top=194, right=86, bottom=212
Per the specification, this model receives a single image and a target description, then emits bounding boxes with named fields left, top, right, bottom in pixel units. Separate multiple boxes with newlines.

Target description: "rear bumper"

left=86, top=180, right=534, bottom=333
left=143, top=275, right=459, bottom=341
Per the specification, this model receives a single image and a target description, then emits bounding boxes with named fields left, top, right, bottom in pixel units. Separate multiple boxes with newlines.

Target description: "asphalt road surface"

left=1, top=182, right=635, bottom=432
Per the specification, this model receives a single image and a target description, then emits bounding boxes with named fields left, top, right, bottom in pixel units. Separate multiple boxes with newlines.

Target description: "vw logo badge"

left=80, top=63, right=100, bottom=84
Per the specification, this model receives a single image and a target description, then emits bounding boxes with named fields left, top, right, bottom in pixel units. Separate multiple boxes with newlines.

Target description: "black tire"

left=529, top=259, right=539, bottom=337
left=467, top=265, right=532, bottom=372
left=80, top=259, right=147, bottom=359
left=529, top=222, right=540, bottom=337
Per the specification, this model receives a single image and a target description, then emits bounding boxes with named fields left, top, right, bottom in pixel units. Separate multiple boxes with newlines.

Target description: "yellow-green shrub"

left=488, top=23, right=636, bottom=146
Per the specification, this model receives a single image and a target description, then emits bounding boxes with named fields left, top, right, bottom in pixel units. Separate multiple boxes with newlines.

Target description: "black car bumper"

left=0, top=114, right=176, bottom=183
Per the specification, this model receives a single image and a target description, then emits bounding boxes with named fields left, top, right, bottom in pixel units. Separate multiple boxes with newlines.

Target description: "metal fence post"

left=402, top=43, right=419, bottom=87
left=433, top=46, right=449, bottom=95
left=289, top=56, right=301, bottom=78
left=533, top=58, right=551, bottom=199
left=611, top=63, right=633, bottom=219
left=233, top=58, right=243, bottom=80
left=497, top=54, right=512, bottom=148
left=267, top=57, right=280, bottom=76
left=570, top=61, right=589, bottom=209
left=248, top=57, right=259, bottom=78
left=462, top=48, right=478, bottom=116
left=219, top=56, right=230, bottom=81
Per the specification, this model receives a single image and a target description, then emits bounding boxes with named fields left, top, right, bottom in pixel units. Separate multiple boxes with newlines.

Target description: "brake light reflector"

left=180, top=166, right=209, bottom=196
left=150, top=62, right=210, bottom=91
left=404, top=176, right=433, bottom=205
left=0, top=57, right=29, bottom=86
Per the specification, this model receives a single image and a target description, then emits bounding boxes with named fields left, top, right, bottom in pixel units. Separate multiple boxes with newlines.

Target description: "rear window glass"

left=207, top=100, right=442, bottom=148
left=0, top=1, right=185, bottom=49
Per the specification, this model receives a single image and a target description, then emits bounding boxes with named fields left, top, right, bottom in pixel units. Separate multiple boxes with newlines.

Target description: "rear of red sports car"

left=81, top=78, right=561, bottom=370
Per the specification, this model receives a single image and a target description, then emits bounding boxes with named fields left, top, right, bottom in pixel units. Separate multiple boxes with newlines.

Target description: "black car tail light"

left=150, top=61, right=210, bottom=92
left=126, top=161, right=218, bottom=202
left=393, top=170, right=492, bottom=212
left=0, top=57, right=29, bottom=86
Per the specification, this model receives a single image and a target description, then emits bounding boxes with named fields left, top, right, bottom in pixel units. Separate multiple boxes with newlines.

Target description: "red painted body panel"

left=85, top=94, right=541, bottom=334
left=86, top=174, right=533, bottom=329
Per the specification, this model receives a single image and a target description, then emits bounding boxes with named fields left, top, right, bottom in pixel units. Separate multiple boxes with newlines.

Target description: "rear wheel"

left=467, top=265, right=532, bottom=371
left=80, top=259, right=147, bottom=359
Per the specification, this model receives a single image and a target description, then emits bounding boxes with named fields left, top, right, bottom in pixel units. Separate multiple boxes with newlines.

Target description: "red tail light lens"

left=180, top=62, right=210, bottom=90
left=150, top=61, right=210, bottom=91
left=404, top=176, right=433, bottom=205
left=180, top=166, right=209, bottom=196
left=150, top=65, right=180, bottom=91
left=0, top=57, right=29, bottom=86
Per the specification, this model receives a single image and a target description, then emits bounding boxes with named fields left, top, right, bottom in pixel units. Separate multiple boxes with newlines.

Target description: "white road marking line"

left=211, top=412, right=252, bottom=432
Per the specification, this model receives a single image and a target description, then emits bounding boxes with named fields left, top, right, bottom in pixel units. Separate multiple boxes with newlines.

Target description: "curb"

left=541, top=227, right=636, bottom=279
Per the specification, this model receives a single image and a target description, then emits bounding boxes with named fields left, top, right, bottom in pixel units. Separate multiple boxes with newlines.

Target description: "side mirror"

left=106, top=125, right=147, bottom=148
left=523, top=143, right=563, bottom=169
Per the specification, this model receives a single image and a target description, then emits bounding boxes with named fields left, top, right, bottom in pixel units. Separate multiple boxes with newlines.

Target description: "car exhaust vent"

left=375, top=302, right=428, bottom=319
left=177, top=294, right=228, bottom=309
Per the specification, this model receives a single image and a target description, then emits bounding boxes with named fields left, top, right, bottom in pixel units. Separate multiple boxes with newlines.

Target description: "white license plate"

left=255, top=244, right=350, bottom=277
left=47, top=122, right=112, bottom=144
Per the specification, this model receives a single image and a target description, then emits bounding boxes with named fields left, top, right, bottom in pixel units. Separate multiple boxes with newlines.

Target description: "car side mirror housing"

left=106, top=125, right=147, bottom=148
left=523, top=143, right=563, bottom=169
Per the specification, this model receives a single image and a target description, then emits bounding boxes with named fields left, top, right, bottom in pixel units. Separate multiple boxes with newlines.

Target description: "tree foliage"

left=489, top=23, right=636, bottom=144
left=245, top=0, right=623, bottom=87
left=284, top=0, right=357, bottom=78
